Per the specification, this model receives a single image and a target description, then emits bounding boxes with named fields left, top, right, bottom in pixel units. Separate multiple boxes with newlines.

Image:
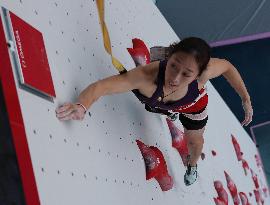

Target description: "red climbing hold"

left=127, top=38, right=150, bottom=66
left=241, top=159, right=249, bottom=176
left=250, top=169, right=260, bottom=189
left=254, top=189, right=264, bottom=205
left=136, top=140, right=173, bottom=191
left=166, top=119, right=189, bottom=166
left=239, top=192, right=251, bottom=205
left=231, top=134, right=243, bottom=161
left=214, top=180, right=229, bottom=205
left=213, top=197, right=227, bottom=205
left=224, top=171, right=240, bottom=205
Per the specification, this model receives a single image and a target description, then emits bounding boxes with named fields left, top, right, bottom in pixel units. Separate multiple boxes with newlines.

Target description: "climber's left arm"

left=198, top=58, right=253, bottom=126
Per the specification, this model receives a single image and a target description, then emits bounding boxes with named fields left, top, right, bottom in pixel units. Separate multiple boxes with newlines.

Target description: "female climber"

left=55, top=37, right=253, bottom=186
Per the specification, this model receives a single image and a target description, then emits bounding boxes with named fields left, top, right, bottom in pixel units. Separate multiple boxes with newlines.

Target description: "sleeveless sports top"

left=131, top=60, right=203, bottom=111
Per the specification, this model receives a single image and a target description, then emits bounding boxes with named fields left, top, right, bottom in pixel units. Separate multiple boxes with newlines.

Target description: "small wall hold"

left=201, top=152, right=205, bottom=160
left=211, top=150, right=217, bottom=156
left=262, top=187, right=268, bottom=197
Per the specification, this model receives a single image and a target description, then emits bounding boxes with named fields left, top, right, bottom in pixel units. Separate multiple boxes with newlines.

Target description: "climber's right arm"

left=77, top=62, right=158, bottom=110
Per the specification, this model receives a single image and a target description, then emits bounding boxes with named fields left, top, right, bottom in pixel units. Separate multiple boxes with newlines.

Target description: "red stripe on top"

left=172, top=88, right=208, bottom=113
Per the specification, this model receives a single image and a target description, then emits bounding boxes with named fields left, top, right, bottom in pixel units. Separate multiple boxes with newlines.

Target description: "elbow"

left=221, top=59, right=234, bottom=76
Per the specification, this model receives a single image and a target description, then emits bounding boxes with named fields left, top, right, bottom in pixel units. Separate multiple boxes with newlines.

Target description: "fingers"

left=55, top=103, right=85, bottom=121
left=55, top=103, right=72, bottom=113
left=241, top=117, right=249, bottom=126
left=55, top=103, right=75, bottom=121
left=241, top=112, right=253, bottom=126
left=58, top=112, right=75, bottom=121
left=241, top=100, right=253, bottom=126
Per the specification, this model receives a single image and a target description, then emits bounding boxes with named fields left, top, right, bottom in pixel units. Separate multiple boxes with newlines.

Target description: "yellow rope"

left=96, top=0, right=127, bottom=74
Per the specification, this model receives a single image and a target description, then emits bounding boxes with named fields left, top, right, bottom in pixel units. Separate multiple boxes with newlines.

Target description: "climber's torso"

left=136, top=60, right=206, bottom=105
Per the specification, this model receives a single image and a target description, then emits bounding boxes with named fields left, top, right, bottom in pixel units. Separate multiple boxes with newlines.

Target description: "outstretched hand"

left=55, top=103, right=86, bottom=121
left=241, top=100, right=253, bottom=126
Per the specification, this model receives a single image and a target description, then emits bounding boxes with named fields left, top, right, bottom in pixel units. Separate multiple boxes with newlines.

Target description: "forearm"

left=223, top=65, right=251, bottom=103
left=76, top=82, right=100, bottom=110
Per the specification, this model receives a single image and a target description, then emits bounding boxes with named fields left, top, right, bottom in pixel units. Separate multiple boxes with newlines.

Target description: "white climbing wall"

left=0, top=0, right=269, bottom=205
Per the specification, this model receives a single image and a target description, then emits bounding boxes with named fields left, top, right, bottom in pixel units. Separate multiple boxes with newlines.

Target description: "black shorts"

left=178, top=106, right=208, bottom=130
left=144, top=104, right=208, bottom=130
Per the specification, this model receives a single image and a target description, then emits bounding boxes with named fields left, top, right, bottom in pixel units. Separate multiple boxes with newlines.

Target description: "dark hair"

left=167, top=37, right=211, bottom=76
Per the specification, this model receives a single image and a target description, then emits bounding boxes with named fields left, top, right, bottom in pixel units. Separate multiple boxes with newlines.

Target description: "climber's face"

left=165, top=51, right=199, bottom=90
